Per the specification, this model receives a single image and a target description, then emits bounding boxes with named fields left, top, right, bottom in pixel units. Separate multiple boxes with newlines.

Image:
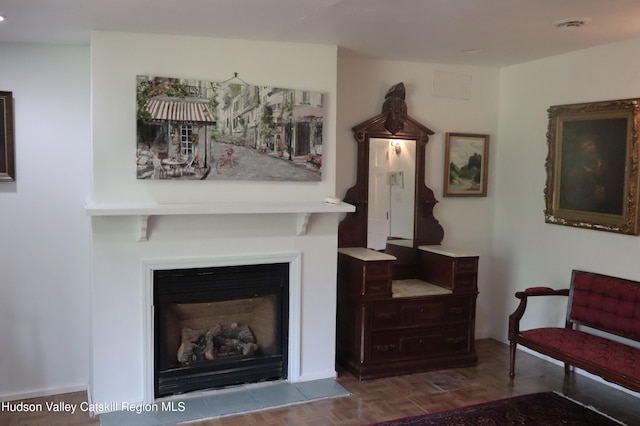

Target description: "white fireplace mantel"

left=85, top=200, right=355, bottom=241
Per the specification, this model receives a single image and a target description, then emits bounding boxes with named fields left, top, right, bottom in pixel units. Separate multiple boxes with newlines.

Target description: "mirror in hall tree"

left=368, top=138, right=416, bottom=249
left=338, top=82, right=444, bottom=249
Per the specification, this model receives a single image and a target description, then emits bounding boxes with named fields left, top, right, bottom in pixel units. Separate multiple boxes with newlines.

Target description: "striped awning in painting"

left=145, top=98, right=215, bottom=123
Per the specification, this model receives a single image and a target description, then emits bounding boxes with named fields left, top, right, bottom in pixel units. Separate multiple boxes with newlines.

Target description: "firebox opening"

left=154, top=263, right=289, bottom=398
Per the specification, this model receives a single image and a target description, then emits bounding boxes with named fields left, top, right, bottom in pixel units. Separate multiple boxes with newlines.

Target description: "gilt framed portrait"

left=0, top=91, right=15, bottom=182
left=544, top=98, right=640, bottom=235
left=444, top=132, right=489, bottom=197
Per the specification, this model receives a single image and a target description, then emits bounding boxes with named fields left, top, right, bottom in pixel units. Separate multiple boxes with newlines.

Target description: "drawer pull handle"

left=376, top=312, right=397, bottom=319
left=374, top=344, right=397, bottom=352
left=445, top=336, right=465, bottom=344
left=448, top=307, right=465, bottom=314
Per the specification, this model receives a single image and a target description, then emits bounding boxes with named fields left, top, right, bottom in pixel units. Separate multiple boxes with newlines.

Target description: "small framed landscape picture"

left=444, top=132, right=489, bottom=197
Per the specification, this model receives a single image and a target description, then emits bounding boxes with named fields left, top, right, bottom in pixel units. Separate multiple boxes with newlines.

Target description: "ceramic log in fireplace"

left=153, top=263, right=289, bottom=398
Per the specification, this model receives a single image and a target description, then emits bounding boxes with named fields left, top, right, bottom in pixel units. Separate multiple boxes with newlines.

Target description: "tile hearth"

left=99, top=379, right=349, bottom=426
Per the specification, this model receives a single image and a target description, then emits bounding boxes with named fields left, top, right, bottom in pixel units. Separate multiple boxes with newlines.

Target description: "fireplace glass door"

left=154, top=263, right=289, bottom=397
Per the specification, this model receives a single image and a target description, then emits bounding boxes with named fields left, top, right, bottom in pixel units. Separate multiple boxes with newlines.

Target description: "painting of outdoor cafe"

left=135, top=75, right=326, bottom=182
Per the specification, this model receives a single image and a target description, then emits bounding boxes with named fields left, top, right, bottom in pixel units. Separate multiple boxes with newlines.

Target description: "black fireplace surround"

left=154, top=263, right=289, bottom=398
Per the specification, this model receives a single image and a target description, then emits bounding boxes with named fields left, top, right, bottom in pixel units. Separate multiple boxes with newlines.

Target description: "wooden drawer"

left=371, top=296, right=472, bottom=330
left=363, top=262, right=392, bottom=280
left=357, top=261, right=392, bottom=298
left=453, top=273, right=476, bottom=291
left=370, top=326, right=471, bottom=362
left=454, top=257, right=478, bottom=274
left=418, top=252, right=478, bottom=292
left=444, top=297, right=472, bottom=321
left=340, top=258, right=393, bottom=299
left=372, top=300, right=445, bottom=329
left=361, top=280, right=392, bottom=298
left=401, top=303, right=445, bottom=323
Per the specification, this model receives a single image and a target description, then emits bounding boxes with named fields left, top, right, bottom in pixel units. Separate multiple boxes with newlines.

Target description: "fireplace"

left=153, top=262, right=289, bottom=398
left=89, top=225, right=336, bottom=410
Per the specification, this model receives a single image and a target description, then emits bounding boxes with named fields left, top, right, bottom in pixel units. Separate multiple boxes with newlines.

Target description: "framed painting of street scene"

left=0, top=91, right=15, bottom=182
left=444, top=132, right=489, bottom=197
left=544, top=98, right=640, bottom=235
left=136, top=75, right=325, bottom=181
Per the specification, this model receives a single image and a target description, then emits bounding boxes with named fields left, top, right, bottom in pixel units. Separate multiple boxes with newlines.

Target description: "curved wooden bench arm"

left=508, top=287, right=569, bottom=378
left=509, top=287, right=570, bottom=339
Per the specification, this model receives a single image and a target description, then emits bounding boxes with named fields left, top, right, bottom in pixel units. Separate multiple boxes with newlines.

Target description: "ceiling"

left=2, top=0, right=640, bottom=67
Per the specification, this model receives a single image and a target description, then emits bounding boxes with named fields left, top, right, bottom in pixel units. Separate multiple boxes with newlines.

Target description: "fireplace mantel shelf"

left=85, top=201, right=355, bottom=241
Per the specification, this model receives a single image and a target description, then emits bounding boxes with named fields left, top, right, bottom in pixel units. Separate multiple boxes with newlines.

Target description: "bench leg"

left=509, top=342, right=516, bottom=379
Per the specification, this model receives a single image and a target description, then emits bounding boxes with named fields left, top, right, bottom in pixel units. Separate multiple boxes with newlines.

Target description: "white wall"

left=336, top=54, right=500, bottom=338
left=493, top=38, right=640, bottom=342
left=0, top=44, right=92, bottom=399
left=89, top=32, right=341, bottom=407
left=6, top=32, right=640, bottom=402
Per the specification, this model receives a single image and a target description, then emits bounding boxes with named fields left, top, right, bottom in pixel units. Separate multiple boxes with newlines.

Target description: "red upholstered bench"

left=508, top=270, right=640, bottom=393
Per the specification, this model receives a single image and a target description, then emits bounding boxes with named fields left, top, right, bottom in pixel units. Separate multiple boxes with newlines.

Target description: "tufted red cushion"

left=522, top=328, right=640, bottom=382
left=570, top=271, right=640, bottom=341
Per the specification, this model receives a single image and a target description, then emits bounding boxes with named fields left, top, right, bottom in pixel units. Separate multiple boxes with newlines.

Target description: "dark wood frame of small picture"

left=0, top=91, right=15, bottom=182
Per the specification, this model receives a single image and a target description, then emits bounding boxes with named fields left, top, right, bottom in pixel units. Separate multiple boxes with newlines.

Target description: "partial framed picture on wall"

left=544, top=98, right=640, bottom=235
left=444, top=132, right=489, bottom=197
left=0, top=91, right=15, bottom=182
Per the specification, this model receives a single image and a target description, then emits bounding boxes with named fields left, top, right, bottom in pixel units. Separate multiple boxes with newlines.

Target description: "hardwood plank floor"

left=2, top=339, right=639, bottom=425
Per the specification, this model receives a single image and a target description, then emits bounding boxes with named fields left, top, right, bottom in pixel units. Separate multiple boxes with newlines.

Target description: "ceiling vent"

left=553, top=17, right=591, bottom=28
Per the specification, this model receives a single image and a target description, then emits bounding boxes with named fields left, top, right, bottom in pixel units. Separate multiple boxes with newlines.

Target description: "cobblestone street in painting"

left=206, top=141, right=321, bottom=181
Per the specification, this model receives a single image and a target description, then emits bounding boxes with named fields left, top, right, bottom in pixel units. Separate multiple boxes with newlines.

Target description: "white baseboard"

left=296, top=371, right=337, bottom=383
left=474, top=329, right=491, bottom=339
left=0, top=384, right=87, bottom=402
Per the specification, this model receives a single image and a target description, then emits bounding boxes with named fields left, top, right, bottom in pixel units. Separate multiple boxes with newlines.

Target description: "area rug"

left=372, top=392, right=626, bottom=425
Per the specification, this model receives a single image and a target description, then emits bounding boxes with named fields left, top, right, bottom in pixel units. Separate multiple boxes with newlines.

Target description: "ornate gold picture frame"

left=0, top=91, right=15, bottom=182
left=544, top=98, right=640, bottom=235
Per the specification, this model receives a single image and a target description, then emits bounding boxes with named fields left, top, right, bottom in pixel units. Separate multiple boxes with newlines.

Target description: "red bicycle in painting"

left=215, top=147, right=234, bottom=174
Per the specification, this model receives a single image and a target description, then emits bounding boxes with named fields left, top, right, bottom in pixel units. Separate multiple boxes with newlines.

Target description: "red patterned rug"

left=372, top=392, right=626, bottom=425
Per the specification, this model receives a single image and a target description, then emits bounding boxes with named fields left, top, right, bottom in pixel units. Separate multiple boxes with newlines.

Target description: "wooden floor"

left=2, top=339, right=639, bottom=425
